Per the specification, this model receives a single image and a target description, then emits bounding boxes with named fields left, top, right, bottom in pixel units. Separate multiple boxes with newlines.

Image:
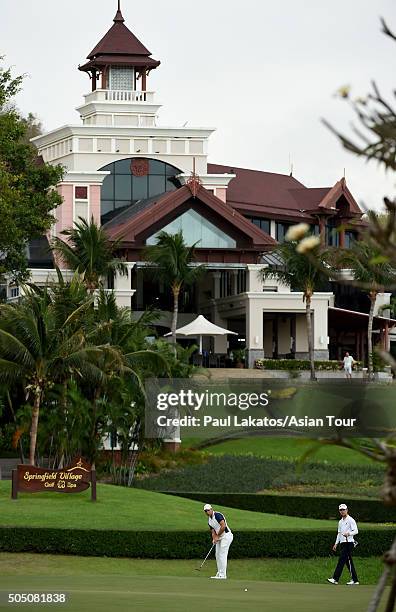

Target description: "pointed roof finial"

left=114, top=0, right=124, bottom=23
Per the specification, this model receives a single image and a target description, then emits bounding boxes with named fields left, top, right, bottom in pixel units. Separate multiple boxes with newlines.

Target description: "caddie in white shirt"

left=327, top=503, right=359, bottom=585
left=203, top=504, right=233, bottom=579
left=343, top=352, right=355, bottom=380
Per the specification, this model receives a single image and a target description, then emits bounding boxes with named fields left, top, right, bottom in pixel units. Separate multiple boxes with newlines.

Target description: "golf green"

left=0, top=575, right=387, bottom=612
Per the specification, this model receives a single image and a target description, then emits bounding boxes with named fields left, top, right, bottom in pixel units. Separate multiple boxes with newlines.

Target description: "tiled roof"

left=207, top=164, right=362, bottom=218
left=81, top=5, right=160, bottom=70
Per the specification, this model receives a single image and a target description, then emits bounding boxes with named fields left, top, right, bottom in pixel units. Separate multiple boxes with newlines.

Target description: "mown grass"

left=0, top=482, right=347, bottom=531
left=0, top=553, right=385, bottom=585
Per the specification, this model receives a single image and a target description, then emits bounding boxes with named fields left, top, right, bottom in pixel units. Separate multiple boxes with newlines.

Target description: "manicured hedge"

left=255, top=359, right=362, bottom=371
left=0, top=527, right=393, bottom=558
left=163, top=492, right=396, bottom=523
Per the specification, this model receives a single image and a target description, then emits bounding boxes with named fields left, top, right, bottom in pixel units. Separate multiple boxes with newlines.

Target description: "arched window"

left=100, top=158, right=181, bottom=223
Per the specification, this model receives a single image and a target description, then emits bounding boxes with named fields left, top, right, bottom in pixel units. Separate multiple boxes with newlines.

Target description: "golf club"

left=194, top=543, right=216, bottom=571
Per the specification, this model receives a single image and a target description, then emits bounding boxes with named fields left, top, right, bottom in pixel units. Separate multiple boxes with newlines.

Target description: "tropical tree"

left=51, top=217, right=127, bottom=293
left=260, top=227, right=327, bottom=381
left=0, top=287, right=107, bottom=465
left=334, top=240, right=396, bottom=378
left=0, top=59, right=63, bottom=282
left=143, top=231, right=204, bottom=344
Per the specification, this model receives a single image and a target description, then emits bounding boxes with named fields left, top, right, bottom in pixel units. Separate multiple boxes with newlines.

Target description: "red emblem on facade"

left=131, top=158, right=149, bottom=177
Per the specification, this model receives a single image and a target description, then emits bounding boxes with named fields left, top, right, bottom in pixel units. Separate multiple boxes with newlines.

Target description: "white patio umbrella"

left=164, top=314, right=237, bottom=353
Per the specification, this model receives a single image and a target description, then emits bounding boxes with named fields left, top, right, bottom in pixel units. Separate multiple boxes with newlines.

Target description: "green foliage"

left=135, top=455, right=384, bottom=496
left=255, top=359, right=362, bottom=371
left=51, top=217, right=127, bottom=292
left=143, top=230, right=204, bottom=290
left=0, top=59, right=63, bottom=281
left=260, top=240, right=329, bottom=299
left=0, top=526, right=391, bottom=559
left=0, top=275, right=170, bottom=466
left=164, top=492, right=396, bottom=523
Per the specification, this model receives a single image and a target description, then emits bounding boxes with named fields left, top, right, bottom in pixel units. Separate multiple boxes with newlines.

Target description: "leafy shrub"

left=255, top=359, right=362, bottom=371
left=164, top=492, right=395, bottom=523
left=0, top=527, right=392, bottom=558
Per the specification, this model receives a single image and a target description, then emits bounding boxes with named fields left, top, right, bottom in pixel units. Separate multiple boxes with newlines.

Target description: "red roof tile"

left=208, top=164, right=363, bottom=218
left=81, top=5, right=160, bottom=70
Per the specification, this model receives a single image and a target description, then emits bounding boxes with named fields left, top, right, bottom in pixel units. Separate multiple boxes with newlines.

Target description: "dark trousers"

left=333, top=542, right=358, bottom=582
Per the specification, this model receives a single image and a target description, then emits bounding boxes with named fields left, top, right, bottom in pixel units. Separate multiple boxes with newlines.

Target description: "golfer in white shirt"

left=203, top=504, right=233, bottom=579
left=327, top=503, right=359, bottom=585
left=343, top=352, right=355, bottom=379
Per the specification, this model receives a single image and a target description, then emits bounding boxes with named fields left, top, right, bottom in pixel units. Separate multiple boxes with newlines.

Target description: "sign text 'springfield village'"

left=11, top=458, right=96, bottom=501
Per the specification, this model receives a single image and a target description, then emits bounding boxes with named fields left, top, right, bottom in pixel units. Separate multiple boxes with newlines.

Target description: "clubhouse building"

left=7, top=2, right=395, bottom=367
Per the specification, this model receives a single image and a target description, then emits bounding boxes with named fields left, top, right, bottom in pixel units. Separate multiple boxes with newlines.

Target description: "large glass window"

left=326, top=219, right=340, bottom=247
left=345, top=230, right=358, bottom=248
left=248, top=217, right=270, bottom=234
left=100, top=158, right=180, bottom=223
left=276, top=222, right=292, bottom=242
left=146, top=209, right=236, bottom=249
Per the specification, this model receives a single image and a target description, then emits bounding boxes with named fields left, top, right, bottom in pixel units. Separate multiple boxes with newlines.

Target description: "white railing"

left=85, top=89, right=155, bottom=103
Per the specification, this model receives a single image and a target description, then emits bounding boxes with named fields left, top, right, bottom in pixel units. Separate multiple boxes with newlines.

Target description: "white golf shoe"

left=327, top=578, right=338, bottom=584
left=210, top=575, right=226, bottom=579
left=346, top=580, right=359, bottom=585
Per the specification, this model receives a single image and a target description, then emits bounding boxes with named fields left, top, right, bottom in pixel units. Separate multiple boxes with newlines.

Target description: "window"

left=326, top=220, right=339, bottom=247
left=74, top=186, right=89, bottom=223
left=345, top=230, right=358, bottom=248
left=248, top=217, right=270, bottom=234
left=109, top=66, right=134, bottom=90
left=147, top=209, right=236, bottom=249
left=237, top=270, right=246, bottom=294
left=276, top=222, right=292, bottom=242
left=99, top=158, right=181, bottom=223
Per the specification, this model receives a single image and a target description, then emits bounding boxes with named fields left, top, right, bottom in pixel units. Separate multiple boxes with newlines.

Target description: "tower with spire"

left=31, top=1, right=233, bottom=260
left=78, top=0, right=160, bottom=94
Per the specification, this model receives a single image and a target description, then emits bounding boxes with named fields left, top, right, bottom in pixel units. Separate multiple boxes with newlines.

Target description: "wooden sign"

left=11, top=457, right=96, bottom=501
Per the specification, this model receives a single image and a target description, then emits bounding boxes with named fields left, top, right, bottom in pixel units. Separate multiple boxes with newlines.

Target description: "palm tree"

left=336, top=240, right=396, bottom=378
left=143, top=231, right=204, bottom=344
left=0, top=287, right=106, bottom=465
left=51, top=216, right=128, bottom=293
left=260, top=239, right=328, bottom=381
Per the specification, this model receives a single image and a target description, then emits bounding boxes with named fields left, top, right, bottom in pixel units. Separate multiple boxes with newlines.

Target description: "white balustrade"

left=85, top=89, right=155, bottom=103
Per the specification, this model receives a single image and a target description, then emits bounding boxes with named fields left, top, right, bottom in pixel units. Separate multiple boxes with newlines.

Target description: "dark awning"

left=329, top=306, right=396, bottom=332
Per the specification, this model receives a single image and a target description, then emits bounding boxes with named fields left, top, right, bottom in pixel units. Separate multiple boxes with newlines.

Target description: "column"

left=246, top=298, right=264, bottom=368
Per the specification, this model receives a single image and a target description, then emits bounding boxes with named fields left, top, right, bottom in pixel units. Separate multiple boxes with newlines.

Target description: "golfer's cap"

left=338, top=503, right=348, bottom=510
left=203, top=504, right=212, bottom=511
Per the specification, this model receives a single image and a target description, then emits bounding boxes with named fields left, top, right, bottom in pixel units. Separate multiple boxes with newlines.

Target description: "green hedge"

left=163, top=492, right=395, bottom=523
left=255, top=359, right=362, bottom=371
left=0, top=527, right=393, bottom=559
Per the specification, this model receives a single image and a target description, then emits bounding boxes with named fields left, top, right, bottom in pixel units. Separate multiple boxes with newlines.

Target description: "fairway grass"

left=0, top=482, right=338, bottom=531
left=0, top=556, right=389, bottom=612
left=0, top=482, right=389, bottom=531
left=0, top=553, right=385, bottom=585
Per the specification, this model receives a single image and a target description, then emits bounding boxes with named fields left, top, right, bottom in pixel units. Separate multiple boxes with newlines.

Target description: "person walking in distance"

left=327, top=504, right=359, bottom=585
left=203, top=504, right=233, bottom=579
left=343, top=352, right=355, bottom=380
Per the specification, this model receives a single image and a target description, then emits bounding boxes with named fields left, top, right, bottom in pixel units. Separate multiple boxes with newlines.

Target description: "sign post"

left=11, top=458, right=96, bottom=501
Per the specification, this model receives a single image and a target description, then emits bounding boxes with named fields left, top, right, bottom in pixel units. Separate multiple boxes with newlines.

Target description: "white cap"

left=203, top=504, right=212, bottom=511
left=338, top=503, right=348, bottom=510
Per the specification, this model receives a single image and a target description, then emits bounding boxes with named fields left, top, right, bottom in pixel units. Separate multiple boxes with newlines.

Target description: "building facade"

left=9, top=2, right=394, bottom=366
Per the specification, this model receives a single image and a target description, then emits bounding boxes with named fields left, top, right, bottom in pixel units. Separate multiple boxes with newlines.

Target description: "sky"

left=1, top=0, right=395, bottom=210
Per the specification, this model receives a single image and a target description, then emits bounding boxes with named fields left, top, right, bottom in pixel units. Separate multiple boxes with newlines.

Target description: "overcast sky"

left=1, top=0, right=395, bottom=210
